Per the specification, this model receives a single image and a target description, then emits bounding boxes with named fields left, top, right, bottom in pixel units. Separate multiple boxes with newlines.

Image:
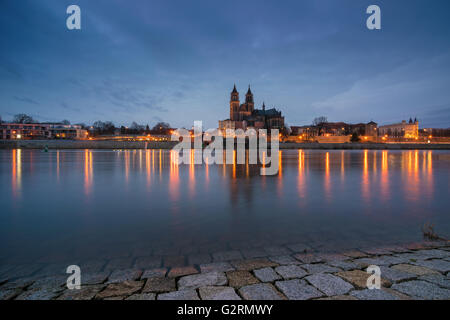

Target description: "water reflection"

left=12, top=149, right=22, bottom=197
left=362, top=150, right=369, bottom=203
left=380, top=150, right=389, bottom=201
left=84, top=149, right=93, bottom=195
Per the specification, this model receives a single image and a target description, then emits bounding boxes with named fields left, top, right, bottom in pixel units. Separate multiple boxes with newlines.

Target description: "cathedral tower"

left=245, top=85, right=254, bottom=113
left=230, top=84, right=240, bottom=120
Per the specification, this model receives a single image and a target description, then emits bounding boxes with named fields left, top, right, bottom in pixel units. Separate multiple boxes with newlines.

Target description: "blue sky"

left=1, top=0, right=450, bottom=128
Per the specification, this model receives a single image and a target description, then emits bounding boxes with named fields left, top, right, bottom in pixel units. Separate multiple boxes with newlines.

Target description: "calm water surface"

left=1, top=149, right=449, bottom=268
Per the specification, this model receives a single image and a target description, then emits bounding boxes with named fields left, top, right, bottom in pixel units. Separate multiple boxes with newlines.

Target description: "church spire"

left=232, top=84, right=238, bottom=94
left=247, top=85, right=252, bottom=95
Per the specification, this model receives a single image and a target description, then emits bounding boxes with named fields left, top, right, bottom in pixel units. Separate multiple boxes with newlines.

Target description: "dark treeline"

left=91, top=121, right=172, bottom=136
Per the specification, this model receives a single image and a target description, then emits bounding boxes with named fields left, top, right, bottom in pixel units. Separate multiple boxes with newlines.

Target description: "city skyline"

left=1, top=0, right=450, bottom=129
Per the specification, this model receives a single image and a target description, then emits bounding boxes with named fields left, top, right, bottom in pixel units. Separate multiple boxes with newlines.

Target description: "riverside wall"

left=1, top=140, right=450, bottom=150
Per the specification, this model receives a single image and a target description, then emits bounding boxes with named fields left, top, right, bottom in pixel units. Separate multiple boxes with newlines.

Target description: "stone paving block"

left=275, top=265, right=307, bottom=279
left=199, top=286, right=241, bottom=300
left=227, top=271, right=259, bottom=288
left=405, top=242, right=429, bottom=250
left=103, top=296, right=126, bottom=300
left=168, top=266, right=198, bottom=278
left=379, top=266, right=416, bottom=283
left=32, top=264, right=66, bottom=278
left=163, top=255, right=186, bottom=267
left=104, top=258, right=133, bottom=271
left=293, top=253, right=323, bottom=264
left=241, top=248, right=268, bottom=259
left=231, top=259, right=278, bottom=271
left=82, top=272, right=110, bottom=285
left=0, top=277, right=35, bottom=290
left=411, top=259, right=450, bottom=273
left=286, top=243, right=312, bottom=253
left=143, top=277, right=176, bottom=293
left=392, top=264, right=440, bottom=276
left=200, top=262, right=235, bottom=273
left=125, top=293, right=156, bottom=300
left=178, top=272, right=227, bottom=290
left=188, top=253, right=212, bottom=265
left=134, top=256, right=162, bottom=269
left=317, top=253, right=348, bottom=262
left=317, top=295, right=357, bottom=300
left=360, top=247, right=393, bottom=256
left=15, top=288, right=60, bottom=300
left=4, top=264, right=43, bottom=280
left=264, top=246, right=291, bottom=256
left=392, top=280, right=450, bottom=300
left=416, top=249, right=450, bottom=259
left=96, top=281, right=144, bottom=299
left=379, top=255, right=411, bottom=265
left=342, top=250, right=367, bottom=258
left=327, top=260, right=359, bottom=271
left=381, top=287, right=412, bottom=300
left=275, top=279, right=323, bottom=300
left=350, top=289, right=399, bottom=300
left=336, top=270, right=390, bottom=289
left=141, top=268, right=167, bottom=279
left=353, top=257, right=390, bottom=267
left=305, top=273, right=353, bottom=296
left=254, top=268, right=282, bottom=283
left=28, top=276, right=66, bottom=291
left=106, top=269, right=142, bottom=284
left=213, top=251, right=243, bottom=262
left=268, top=255, right=301, bottom=265
left=0, top=288, right=22, bottom=300
left=57, top=285, right=104, bottom=300
left=418, top=274, right=450, bottom=289
left=301, top=264, right=341, bottom=274
left=239, top=283, right=284, bottom=300
left=79, top=260, right=106, bottom=274
left=158, top=289, right=200, bottom=300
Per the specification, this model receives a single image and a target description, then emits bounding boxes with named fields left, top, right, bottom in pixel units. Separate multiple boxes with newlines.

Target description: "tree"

left=61, top=119, right=70, bottom=125
left=92, top=120, right=116, bottom=136
left=13, top=113, right=35, bottom=124
left=152, top=122, right=171, bottom=134
left=350, top=132, right=360, bottom=143
left=312, top=116, right=328, bottom=126
left=312, top=116, right=328, bottom=136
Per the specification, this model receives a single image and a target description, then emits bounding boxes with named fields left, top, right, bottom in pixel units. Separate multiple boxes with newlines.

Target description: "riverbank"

left=0, top=240, right=448, bottom=300
left=1, top=140, right=450, bottom=150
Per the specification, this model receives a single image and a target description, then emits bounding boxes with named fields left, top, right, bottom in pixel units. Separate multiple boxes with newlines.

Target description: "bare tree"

left=312, top=116, right=328, bottom=126
left=13, top=114, right=36, bottom=124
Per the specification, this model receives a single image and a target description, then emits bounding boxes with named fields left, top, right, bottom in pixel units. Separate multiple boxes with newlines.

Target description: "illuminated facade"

left=378, top=118, right=419, bottom=138
left=0, top=123, right=87, bottom=140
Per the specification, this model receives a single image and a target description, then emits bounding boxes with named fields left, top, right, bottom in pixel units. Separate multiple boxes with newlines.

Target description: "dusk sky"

left=1, top=0, right=450, bottom=129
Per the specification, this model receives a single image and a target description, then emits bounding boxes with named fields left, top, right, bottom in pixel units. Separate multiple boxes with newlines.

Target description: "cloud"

left=13, top=96, right=39, bottom=105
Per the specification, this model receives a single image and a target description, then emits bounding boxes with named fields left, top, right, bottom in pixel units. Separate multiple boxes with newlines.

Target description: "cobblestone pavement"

left=1, top=241, right=449, bottom=300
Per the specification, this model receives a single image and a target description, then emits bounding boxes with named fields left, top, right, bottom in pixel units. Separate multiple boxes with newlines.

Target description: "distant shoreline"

left=1, top=140, right=450, bottom=150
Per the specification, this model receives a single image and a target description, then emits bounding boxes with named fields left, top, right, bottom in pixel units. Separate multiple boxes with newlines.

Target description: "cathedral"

left=218, top=85, right=285, bottom=132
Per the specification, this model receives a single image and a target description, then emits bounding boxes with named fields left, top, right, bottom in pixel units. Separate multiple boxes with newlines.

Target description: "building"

left=378, top=118, right=419, bottom=138
left=49, top=124, right=88, bottom=139
left=291, top=121, right=377, bottom=138
left=219, top=85, right=285, bottom=133
left=0, top=123, right=51, bottom=140
left=0, top=122, right=88, bottom=140
left=365, top=121, right=378, bottom=137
